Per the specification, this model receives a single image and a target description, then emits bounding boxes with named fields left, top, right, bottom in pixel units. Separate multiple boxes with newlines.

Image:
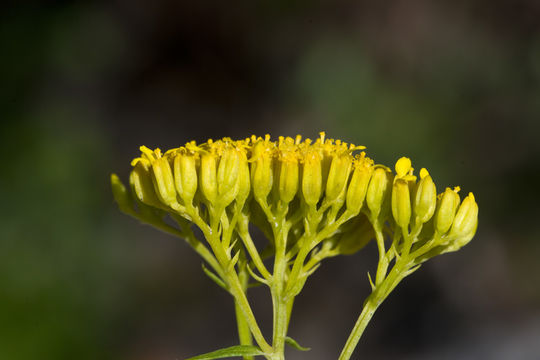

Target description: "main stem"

left=270, top=207, right=291, bottom=360
left=338, top=295, right=379, bottom=360
left=235, top=266, right=254, bottom=360
left=339, top=253, right=410, bottom=360
left=204, top=229, right=272, bottom=353
left=270, top=290, right=290, bottom=360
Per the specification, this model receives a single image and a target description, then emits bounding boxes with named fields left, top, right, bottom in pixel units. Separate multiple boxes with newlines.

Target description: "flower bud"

left=334, top=215, right=374, bottom=255
left=200, top=153, right=218, bottom=204
left=326, top=154, right=352, bottom=203
left=277, top=155, right=299, bottom=204
left=434, top=187, right=461, bottom=234
left=217, top=148, right=241, bottom=206
left=413, top=169, right=437, bottom=224
left=129, top=160, right=162, bottom=208
left=235, top=150, right=251, bottom=204
left=346, top=161, right=372, bottom=214
left=250, top=141, right=274, bottom=202
left=449, top=192, right=478, bottom=239
left=391, top=179, right=411, bottom=229
left=366, top=167, right=392, bottom=220
left=151, top=157, right=177, bottom=207
left=110, top=173, right=132, bottom=213
left=302, top=150, right=322, bottom=206
left=173, top=153, right=198, bottom=205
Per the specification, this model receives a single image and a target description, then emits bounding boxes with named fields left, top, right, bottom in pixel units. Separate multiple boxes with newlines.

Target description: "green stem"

left=373, top=222, right=388, bottom=285
left=339, top=253, right=410, bottom=360
left=285, top=245, right=310, bottom=294
left=235, top=266, right=254, bottom=360
left=285, top=299, right=294, bottom=330
left=127, top=210, right=225, bottom=280
left=224, top=258, right=272, bottom=353
left=269, top=205, right=290, bottom=360
left=221, top=251, right=272, bottom=354
left=338, top=294, right=379, bottom=360
left=286, top=210, right=352, bottom=294
left=189, top=206, right=272, bottom=354
left=238, top=215, right=272, bottom=280
left=410, top=233, right=441, bottom=259
left=270, top=290, right=289, bottom=360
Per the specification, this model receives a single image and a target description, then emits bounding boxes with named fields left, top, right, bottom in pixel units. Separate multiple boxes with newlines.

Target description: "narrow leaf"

left=185, top=345, right=265, bottom=360
left=247, top=282, right=264, bottom=289
left=404, top=264, right=421, bottom=277
left=285, top=336, right=310, bottom=351
left=201, top=263, right=228, bottom=291
left=227, top=251, right=241, bottom=272
left=367, top=272, right=375, bottom=291
left=246, top=264, right=268, bottom=285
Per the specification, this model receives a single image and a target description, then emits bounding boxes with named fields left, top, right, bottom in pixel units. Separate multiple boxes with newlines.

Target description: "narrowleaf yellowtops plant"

left=111, top=133, right=478, bottom=360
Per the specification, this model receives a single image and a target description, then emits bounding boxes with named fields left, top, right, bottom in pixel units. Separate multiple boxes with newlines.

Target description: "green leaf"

left=185, top=345, right=266, bottom=360
left=367, top=271, right=375, bottom=291
left=285, top=336, right=310, bottom=351
left=201, top=263, right=228, bottom=291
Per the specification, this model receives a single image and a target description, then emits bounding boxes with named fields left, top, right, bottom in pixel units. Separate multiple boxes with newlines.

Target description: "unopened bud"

left=151, top=157, right=177, bottom=207
left=110, top=173, right=132, bottom=213
left=200, top=153, right=218, bottom=204
left=334, top=215, right=374, bottom=255
left=449, top=192, right=478, bottom=239
left=302, top=150, right=322, bottom=206
left=392, top=179, right=411, bottom=229
left=217, top=148, right=241, bottom=206
left=250, top=141, right=274, bottom=202
left=173, top=153, right=198, bottom=205
left=434, top=187, right=461, bottom=234
left=366, top=167, right=392, bottom=220
left=129, top=160, right=162, bottom=208
left=413, top=169, right=437, bottom=223
left=326, top=154, right=352, bottom=203
left=346, top=162, right=372, bottom=214
left=277, top=155, right=299, bottom=204
left=236, top=150, right=251, bottom=203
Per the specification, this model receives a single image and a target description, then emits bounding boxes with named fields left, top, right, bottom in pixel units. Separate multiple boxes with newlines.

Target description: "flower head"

left=112, top=133, right=478, bottom=260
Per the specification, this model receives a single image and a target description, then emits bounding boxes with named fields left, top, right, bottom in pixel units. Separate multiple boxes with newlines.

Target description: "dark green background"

left=2, top=1, right=539, bottom=359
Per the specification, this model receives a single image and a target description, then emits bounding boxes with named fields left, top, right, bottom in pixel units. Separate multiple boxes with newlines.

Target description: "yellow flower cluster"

left=111, top=132, right=479, bottom=360
left=112, top=133, right=477, bottom=261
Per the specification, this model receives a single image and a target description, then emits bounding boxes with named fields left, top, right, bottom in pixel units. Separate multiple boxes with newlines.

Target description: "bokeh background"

left=2, top=1, right=540, bottom=359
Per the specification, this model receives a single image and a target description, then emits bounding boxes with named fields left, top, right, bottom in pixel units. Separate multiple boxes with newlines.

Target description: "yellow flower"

left=366, top=167, right=393, bottom=221
left=173, top=151, right=198, bottom=205
left=326, top=153, right=353, bottom=203
left=434, top=187, right=461, bottom=235
left=274, top=136, right=300, bottom=204
left=112, top=133, right=478, bottom=258
left=111, top=133, right=480, bottom=360
left=449, top=192, right=478, bottom=241
left=413, top=168, right=437, bottom=224
left=250, top=135, right=275, bottom=203
left=392, top=178, right=411, bottom=230
left=301, top=147, right=323, bottom=206
left=345, top=154, right=373, bottom=214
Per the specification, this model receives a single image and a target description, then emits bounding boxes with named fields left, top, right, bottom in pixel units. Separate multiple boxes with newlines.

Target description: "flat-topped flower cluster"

left=114, top=133, right=476, bottom=259
left=111, top=133, right=478, bottom=360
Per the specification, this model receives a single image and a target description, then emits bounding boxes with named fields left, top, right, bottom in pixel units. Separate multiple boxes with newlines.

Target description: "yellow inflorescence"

left=112, top=132, right=478, bottom=258
left=111, top=132, right=480, bottom=360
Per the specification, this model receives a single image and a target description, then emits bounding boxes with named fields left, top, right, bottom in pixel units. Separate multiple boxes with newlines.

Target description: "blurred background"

left=1, top=1, right=540, bottom=359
